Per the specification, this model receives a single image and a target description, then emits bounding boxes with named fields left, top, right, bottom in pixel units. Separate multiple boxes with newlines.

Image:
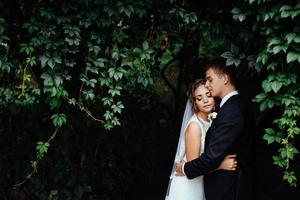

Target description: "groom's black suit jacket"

left=184, top=94, right=254, bottom=200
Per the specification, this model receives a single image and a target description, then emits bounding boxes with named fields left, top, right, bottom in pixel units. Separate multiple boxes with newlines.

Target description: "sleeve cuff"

left=182, top=162, right=186, bottom=176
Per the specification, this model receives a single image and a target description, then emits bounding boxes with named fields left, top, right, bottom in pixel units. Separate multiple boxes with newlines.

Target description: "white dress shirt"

left=219, top=90, right=239, bottom=108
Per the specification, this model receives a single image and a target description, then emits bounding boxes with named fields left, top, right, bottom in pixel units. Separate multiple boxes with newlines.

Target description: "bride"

left=165, top=79, right=237, bottom=200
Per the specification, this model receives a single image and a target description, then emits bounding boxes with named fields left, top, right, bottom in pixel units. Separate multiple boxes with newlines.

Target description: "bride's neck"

left=196, top=112, right=209, bottom=121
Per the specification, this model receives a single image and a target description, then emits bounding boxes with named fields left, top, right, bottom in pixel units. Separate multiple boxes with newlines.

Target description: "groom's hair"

left=205, top=58, right=238, bottom=87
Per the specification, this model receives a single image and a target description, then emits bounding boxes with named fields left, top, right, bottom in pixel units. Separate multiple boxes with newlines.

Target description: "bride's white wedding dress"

left=165, top=114, right=210, bottom=200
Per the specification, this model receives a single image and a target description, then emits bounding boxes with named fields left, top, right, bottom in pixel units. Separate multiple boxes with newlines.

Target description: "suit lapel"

left=204, top=94, right=240, bottom=149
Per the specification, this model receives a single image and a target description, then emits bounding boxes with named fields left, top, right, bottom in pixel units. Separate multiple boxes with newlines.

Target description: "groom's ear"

left=222, top=74, right=229, bottom=85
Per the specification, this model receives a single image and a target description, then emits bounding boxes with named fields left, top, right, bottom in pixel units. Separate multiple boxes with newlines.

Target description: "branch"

left=13, top=126, right=60, bottom=188
left=161, top=56, right=179, bottom=95
left=68, top=98, right=104, bottom=124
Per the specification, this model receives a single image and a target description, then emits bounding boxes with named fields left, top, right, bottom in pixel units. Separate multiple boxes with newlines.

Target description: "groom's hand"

left=175, top=160, right=186, bottom=176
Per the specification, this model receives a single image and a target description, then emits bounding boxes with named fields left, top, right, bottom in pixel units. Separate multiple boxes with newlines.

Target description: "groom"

left=176, top=59, right=254, bottom=200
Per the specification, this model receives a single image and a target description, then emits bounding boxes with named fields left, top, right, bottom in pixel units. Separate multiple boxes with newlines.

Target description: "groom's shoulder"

left=223, top=95, right=242, bottom=107
left=221, top=96, right=245, bottom=114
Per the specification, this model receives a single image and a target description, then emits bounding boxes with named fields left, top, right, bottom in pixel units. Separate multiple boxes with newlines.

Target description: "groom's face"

left=205, top=67, right=224, bottom=98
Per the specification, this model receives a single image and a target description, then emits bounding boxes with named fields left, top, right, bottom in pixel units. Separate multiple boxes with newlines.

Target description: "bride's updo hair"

left=187, top=79, right=206, bottom=114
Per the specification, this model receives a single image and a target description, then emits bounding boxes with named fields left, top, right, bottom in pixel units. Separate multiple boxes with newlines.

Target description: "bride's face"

left=194, top=85, right=215, bottom=113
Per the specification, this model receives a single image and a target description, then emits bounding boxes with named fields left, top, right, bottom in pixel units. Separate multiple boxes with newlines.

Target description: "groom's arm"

left=184, top=106, right=244, bottom=179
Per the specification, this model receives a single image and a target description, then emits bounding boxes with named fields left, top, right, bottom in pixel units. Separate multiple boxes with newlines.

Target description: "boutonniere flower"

left=208, top=112, right=218, bottom=124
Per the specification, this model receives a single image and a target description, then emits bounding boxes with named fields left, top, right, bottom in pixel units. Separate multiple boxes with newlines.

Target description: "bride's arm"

left=185, top=122, right=202, bottom=162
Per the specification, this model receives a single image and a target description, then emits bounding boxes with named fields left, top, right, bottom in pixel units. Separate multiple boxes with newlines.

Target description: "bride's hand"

left=175, top=160, right=186, bottom=176
left=218, top=154, right=237, bottom=171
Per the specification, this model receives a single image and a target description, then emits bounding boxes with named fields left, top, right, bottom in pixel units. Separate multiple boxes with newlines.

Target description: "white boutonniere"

left=208, top=112, right=218, bottom=124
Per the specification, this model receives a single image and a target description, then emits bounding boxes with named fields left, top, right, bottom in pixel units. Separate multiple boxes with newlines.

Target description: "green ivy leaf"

left=288, top=147, right=299, bottom=159
left=271, top=81, right=282, bottom=93
left=111, top=101, right=124, bottom=114
left=262, top=79, right=272, bottom=93
left=253, top=93, right=267, bottom=103
left=285, top=33, right=296, bottom=44
left=104, top=110, right=113, bottom=120
left=283, top=171, right=297, bottom=187
left=36, top=141, right=50, bottom=160
left=256, top=51, right=268, bottom=64
left=263, top=128, right=276, bottom=144
left=142, top=41, right=149, bottom=50
left=287, top=51, right=300, bottom=63
left=272, top=155, right=285, bottom=168
left=108, top=86, right=122, bottom=97
left=41, top=73, right=53, bottom=86
left=48, top=58, right=55, bottom=69
left=40, top=56, right=48, bottom=68
left=102, top=96, right=113, bottom=106
left=112, top=51, right=119, bottom=60
left=51, top=113, right=67, bottom=127
left=83, top=90, right=95, bottom=101
left=54, top=75, right=63, bottom=87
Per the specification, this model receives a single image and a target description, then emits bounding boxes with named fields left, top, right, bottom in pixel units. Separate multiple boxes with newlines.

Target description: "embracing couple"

left=165, top=60, right=254, bottom=200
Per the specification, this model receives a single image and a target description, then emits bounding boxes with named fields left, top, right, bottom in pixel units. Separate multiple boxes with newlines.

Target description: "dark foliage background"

left=1, top=0, right=300, bottom=200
